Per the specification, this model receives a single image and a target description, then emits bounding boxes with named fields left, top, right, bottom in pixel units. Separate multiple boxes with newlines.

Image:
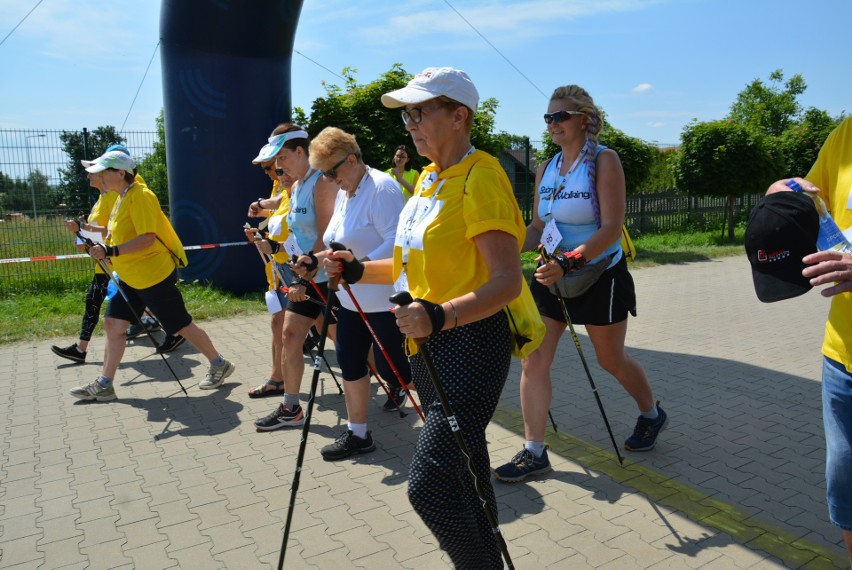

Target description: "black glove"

left=264, top=238, right=281, bottom=254
left=553, top=250, right=586, bottom=274
left=329, top=242, right=365, bottom=284
left=292, top=251, right=319, bottom=272
left=414, top=298, right=445, bottom=336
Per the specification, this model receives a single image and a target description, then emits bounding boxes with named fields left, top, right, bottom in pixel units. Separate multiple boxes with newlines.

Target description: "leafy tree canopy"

left=728, top=69, right=806, bottom=137
left=300, top=64, right=509, bottom=171
left=137, top=110, right=169, bottom=206
left=58, top=126, right=124, bottom=212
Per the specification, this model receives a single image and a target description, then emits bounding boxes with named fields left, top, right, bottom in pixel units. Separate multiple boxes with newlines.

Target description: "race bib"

left=395, top=196, right=442, bottom=251
left=541, top=219, right=563, bottom=255
left=265, top=289, right=284, bottom=315
left=283, top=234, right=302, bottom=258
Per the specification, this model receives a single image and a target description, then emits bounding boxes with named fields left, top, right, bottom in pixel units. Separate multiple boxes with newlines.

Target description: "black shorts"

left=285, top=280, right=339, bottom=323
left=335, top=307, right=411, bottom=386
left=531, top=255, right=637, bottom=326
left=105, top=269, right=193, bottom=335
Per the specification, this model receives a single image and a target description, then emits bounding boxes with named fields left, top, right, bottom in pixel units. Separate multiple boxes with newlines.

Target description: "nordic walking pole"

left=278, top=257, right=339, bottom=570
left=389, top=291, right=515, bottom=570
left=329, top=241, right=425, bottom=422
left=244, top=224, right=343, bottom=395
left=539, top=247, right=624, bottom=466
left=75, top=231, right=188, bottom=396
left=366, top=361, right=407, bottom=419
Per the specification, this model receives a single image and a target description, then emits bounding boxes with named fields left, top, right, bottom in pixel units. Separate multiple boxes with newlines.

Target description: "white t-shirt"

left=323, top=167, right=404, bottom=313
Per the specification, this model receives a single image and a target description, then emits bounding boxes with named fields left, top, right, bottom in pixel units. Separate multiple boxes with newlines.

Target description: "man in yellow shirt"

left=764, top=116, right=852, bottom=562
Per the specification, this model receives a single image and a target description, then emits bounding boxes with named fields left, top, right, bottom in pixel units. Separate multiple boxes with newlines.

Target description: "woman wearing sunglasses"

left=494, top=85, right=666, bottom=483
left=291, top=126, right=412, bottom=460
left=253, top=124, right=340, bottom=431
left=245, top=132, right=297, bottom=398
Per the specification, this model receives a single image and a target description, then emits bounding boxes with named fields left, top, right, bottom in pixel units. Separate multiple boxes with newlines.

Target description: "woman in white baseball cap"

left=327, top=67, right=533, bottom=568
left=68, top=150, right=235, bottom=402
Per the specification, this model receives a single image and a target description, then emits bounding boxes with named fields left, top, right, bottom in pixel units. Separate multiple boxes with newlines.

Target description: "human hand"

left=247, top=201, right=263, bottom=217
left=65, top=219, right=81, bottom=234
left=393, top=301, right=435, bottom=339
left=89, top=244, right=107, bottom=260
left=802, top=250, right=852, bottom=297
left=292, top=253, right=318, bottom=278
left=286, top=282, right=308, bottom=303
left=766, top=177, right=821, bottom=196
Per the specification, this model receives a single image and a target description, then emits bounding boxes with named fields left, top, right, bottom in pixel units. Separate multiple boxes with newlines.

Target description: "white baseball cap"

left=381, top=67, right=479, bottom=111
left=81, top=150, right=136, bottom=173
left=251, top=130, right=309, bottom=164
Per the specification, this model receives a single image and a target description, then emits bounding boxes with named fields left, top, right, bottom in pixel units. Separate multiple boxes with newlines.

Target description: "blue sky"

left=1, top=0, right=849, bottom=147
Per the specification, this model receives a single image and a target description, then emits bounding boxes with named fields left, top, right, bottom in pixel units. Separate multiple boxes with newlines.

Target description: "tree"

left=672, top=119, right=784, bottom=239
left=303, top=64, right=510, bottom=171
left=137, top=110, right=169, bottom=206
left=728, top=69, right=806, bottom=137
left=777, top=107, right=844, bottom=177
left=57, top=126, right=124, bottom=212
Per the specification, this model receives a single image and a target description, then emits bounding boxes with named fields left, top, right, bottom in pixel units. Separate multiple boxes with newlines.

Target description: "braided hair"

left=550, top=85, right=604, bottom=226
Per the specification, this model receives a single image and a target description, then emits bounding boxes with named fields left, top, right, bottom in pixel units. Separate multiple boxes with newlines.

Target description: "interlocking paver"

left=1, top=256, right=850, bottom=568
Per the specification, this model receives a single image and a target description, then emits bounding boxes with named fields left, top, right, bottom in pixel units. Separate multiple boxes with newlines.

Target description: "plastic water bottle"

left=786, top=180, right=852, bottom=253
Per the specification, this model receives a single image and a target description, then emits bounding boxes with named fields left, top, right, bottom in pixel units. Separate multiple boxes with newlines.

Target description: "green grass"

left=0, top=281, right=263, bottom=345
left=3, top=228, right=745, bottom=345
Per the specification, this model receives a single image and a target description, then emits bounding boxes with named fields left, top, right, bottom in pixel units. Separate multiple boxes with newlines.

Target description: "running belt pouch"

left=548, top=253, right=614, bottom=299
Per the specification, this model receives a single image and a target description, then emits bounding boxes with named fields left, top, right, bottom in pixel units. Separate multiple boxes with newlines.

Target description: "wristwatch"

left=255, top=198, right=264, bottom=210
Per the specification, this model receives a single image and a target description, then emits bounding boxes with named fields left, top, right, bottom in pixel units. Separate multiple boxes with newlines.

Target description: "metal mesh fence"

left=1, top=129, right=756, bottom=294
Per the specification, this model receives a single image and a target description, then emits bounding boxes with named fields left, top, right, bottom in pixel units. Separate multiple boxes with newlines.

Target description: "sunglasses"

left=321, top=156, right=348, bottom=179
left=400, top=103, right=445, bottom=126
left=275, top=168, right=285, bottom=176
left=262, top=165, right=274, bottom=172
left=544, top=110, right=585, bottom=125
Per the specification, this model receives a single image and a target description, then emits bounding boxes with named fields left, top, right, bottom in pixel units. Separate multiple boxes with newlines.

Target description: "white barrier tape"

left=0, top=241, right=249, bottom=265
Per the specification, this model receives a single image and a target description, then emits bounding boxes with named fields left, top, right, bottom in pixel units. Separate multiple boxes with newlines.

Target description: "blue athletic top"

left=286, top=169, right=328, bottom=282
left=537, top=145, right=622, bottom=267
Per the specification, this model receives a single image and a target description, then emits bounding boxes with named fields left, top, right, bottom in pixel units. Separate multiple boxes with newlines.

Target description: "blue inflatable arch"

left=160, top=0, right=304, bottom=293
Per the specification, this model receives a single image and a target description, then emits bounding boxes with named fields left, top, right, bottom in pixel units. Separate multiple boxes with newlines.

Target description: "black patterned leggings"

left=407, top=310, right=511, bottom=569
left=79, top=273, right=110, bottom=342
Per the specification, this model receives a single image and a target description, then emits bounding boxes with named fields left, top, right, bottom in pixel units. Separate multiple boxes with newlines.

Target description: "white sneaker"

left=199, top=359, right=235, bottom=390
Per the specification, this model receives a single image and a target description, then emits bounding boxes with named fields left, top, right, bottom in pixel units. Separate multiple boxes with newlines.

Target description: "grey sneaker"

left=70, top=379, right=116, bottom=402
left=199, top=359, right=235, bottom=390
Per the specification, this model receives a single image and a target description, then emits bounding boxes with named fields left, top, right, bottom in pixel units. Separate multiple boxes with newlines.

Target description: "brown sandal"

left=248, top=380, right=285, bottom=398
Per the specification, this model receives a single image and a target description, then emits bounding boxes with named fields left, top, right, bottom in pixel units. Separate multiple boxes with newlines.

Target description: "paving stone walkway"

left=0, top=255, right=848, bottom=568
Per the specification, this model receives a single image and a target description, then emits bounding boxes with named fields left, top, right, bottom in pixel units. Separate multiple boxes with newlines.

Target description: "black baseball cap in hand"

left=745, top=191, right=819, bottom=303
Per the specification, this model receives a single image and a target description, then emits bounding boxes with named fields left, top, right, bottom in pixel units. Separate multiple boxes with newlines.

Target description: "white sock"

left=640, top=405, right=659, bottom=421
left=524, top=441, right=546, bottom=458
left=349, top=423, right=368, bottom=439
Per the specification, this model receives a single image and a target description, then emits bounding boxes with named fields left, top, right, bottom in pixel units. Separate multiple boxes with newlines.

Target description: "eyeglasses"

left=321, top=156, right=348, bottom=179
left=262, top=165, right=274, bottom=172
left=401, top=103, right=445, bottom=126
left=543, top=110, right=585, bottom=125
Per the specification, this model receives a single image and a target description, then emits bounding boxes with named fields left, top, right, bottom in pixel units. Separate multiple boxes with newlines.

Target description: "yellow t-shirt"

left=265, top=189, right=291, bottom=288
left=805, top=117, right=852, bottom=372
left=393, top=150, right=525, bottom=303
left=385, top=168, right=420, bottom=200
left=107, top=181, right=187, bottom=289
left=87, top=191, right=119, bottom=274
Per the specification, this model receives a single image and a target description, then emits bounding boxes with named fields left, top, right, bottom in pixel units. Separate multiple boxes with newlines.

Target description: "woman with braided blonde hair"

left=494, top=85, right=667, bottom=483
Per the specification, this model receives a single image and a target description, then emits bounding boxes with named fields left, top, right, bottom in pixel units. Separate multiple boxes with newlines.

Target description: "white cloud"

left=632, top=83, right=653, bottom=93
left=354, top=0, right=670, bottom=46
left=646, top=121, right=665, bottom=128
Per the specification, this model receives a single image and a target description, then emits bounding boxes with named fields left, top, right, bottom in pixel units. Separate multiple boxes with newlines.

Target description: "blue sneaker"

left=493, top=447, right=552, bottom=483
left=624, top=402, right=668, bottom=452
